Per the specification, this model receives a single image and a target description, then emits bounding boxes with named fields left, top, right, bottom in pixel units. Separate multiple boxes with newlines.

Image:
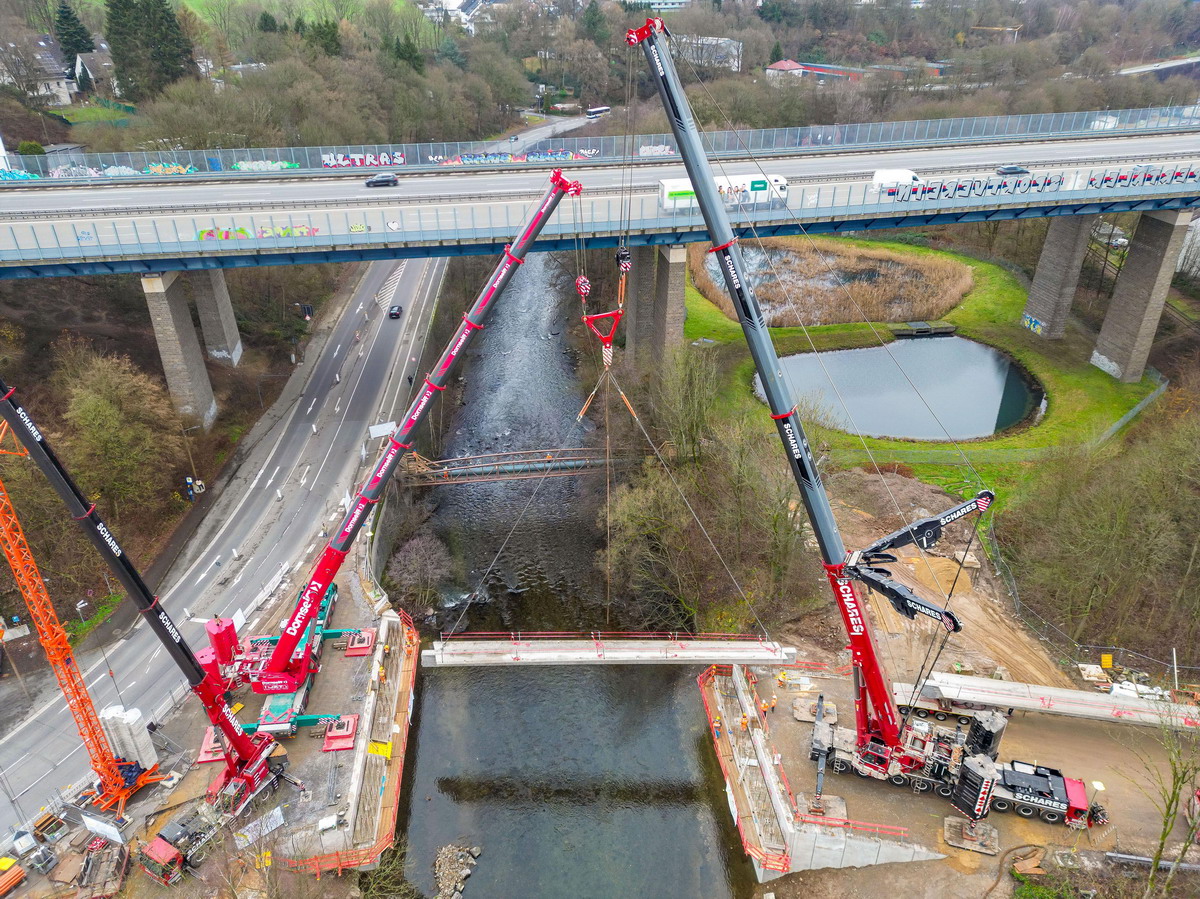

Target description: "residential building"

left=673, top=35, right=742, bottom=73
left=76, top=38, right=116, bottom=97
left=0, top=32, right=74, bottom=106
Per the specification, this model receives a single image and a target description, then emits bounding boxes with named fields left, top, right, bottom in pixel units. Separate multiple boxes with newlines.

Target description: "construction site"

left=0, top=19, right=1197, bottom=899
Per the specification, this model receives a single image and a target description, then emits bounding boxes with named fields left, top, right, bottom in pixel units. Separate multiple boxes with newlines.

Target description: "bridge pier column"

left=142, top=271, right=218, bottom=429
left=1023, top=214, right=1097, bottom=339
left=623, top=245, right=658, bottom=370
left=652, top=244, right=688, bottom=360
left=191, top=270, right=243, bottom=365
left=1091, top=210, right=1191, bottom=382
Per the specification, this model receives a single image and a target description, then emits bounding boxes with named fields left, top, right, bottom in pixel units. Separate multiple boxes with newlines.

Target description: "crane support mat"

left=345, top=628, right=376, bottom=657
left=196, top=726, right=225, bottom=764
left=322, top=714, right=359, bottom=752
left=943, top=817, right=999, bottom=855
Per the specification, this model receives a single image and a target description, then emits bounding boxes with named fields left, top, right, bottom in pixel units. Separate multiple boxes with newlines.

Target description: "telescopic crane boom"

left=251, top=170, right=582, bottom=694
left=626, top=16, right=992, bottom=760
left=0, top=384, right=285, bottom=814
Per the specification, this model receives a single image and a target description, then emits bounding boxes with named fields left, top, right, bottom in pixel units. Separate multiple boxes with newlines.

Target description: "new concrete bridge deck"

left=421, top=633, right=797, bottom=667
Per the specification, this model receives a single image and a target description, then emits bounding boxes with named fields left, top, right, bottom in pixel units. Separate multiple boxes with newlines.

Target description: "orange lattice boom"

left=0, top=422, right=162, bottom=815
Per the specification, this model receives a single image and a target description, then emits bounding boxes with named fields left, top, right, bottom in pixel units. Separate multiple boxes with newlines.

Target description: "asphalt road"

left=0, top=255, right=444, bottom=834
left=1, top=132, right=1196, bottom=217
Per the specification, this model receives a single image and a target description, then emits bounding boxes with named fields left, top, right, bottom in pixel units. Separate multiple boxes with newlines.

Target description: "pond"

left=756, top=336, right=1042, bottom=440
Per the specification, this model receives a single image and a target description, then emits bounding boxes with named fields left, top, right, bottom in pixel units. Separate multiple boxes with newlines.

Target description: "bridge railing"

left=2, top=162, right=1196, bottom=267
left=2, top=104, right=1197, bottom=184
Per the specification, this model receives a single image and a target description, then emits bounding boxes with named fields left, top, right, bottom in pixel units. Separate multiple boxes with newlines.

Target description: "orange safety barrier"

left=441, top=630, right=775, bottom=642
left=780, top=660, right=853, bottom=676
left=280, top=611, right=417, bottom=876
left=793, top=813, right=909, bottom=839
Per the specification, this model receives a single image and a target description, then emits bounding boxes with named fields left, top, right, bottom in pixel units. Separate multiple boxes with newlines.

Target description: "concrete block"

left=624, top=244, right=657, bottom=370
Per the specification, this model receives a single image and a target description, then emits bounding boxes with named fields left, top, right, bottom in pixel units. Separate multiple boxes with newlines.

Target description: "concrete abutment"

left=141, top=271, right=217, bottom=428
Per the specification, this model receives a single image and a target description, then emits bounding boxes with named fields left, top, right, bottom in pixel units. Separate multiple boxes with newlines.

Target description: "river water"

left=401, top=255, right=754, bottom=896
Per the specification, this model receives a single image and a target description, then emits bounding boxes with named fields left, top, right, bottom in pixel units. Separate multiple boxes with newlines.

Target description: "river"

left=400, top=254, right=755, bottom=896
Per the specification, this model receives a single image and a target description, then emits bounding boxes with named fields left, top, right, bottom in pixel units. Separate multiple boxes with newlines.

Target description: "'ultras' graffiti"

left=198, top=225, right=321, bottom=240
left=321, top=151, right=405, bottom=168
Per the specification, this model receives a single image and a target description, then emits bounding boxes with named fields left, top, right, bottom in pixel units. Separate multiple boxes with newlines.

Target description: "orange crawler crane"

left=0, top=423, right=163, bottom=816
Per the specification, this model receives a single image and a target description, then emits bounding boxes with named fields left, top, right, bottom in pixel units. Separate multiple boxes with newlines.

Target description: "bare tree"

left=0, top=25, right=49, bottom=106
left=1127, top=710, right=1200, bottom=898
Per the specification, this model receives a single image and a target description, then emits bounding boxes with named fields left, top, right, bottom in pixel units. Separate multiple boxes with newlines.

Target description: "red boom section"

left=254, top=170, right=583, bottom=692
left=824, top=564, right=901, bottom=749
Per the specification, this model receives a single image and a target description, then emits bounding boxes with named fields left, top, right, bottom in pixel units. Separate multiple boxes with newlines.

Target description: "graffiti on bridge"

left=321, top=151, right=405, bottom=168
left=197, top=224, right=321, bottom=240
left=429, top=148, right=600, bottom=166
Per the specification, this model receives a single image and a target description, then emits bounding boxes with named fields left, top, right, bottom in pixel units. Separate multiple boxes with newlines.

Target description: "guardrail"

left=2, top=104, right=1198, bottom=186
left=3, top=162, right=1197, bottom=269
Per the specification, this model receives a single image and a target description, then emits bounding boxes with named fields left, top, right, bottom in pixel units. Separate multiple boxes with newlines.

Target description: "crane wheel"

left=957, top=716, right=973, bottom=725
left=934, top=712, right=948, bottom=721
left=936, top=784, right=954, bottom=797
left=854, top=767, right=872, bottom=778
left=1015, top=804, right=1036, bottom=818
left=897, top=705, right=911, bottom=715
left=915, top=709, right=929, bottom=718
left=912, top=779, right=932, bottom=793
left=831, top=758, right=850, bottom=774
left=889, top=774, right=908, bottom=787
left=991, top=798, right=1012, bottom=813
left=1039, top=810, right=1062, bottom=824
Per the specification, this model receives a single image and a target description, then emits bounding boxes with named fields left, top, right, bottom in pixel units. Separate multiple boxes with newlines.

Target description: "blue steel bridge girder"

left=4, top=195, right=1200, bottom=281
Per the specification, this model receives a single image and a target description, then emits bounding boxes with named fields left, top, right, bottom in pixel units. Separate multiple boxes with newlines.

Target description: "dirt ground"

left=759, top=470, right=1191, bottom=899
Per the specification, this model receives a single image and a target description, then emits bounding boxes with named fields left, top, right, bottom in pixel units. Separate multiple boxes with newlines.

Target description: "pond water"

left=402, top=254, right=754, bottom=897
left=756, top=336, right=1041, bottom=440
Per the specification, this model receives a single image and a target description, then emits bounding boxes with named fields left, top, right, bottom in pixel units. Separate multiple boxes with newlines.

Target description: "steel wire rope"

left=668, top=37, right=990, bottom=686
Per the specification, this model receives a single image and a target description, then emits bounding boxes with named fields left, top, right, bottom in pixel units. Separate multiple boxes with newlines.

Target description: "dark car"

left=995, top=165, right=1030, bottom=176
left=388, top=305, right=403, bottom=319
left=365, top=172, right=399, bottom=188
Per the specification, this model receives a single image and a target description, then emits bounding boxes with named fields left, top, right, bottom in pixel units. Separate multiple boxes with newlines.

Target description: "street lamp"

left=76, top=600, right=126, bottom=712
left=181, top=424, right=200, bottom=482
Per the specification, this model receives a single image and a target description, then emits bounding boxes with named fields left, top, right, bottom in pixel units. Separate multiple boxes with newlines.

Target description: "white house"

left=765, top=59, right=804, bottom=80
left=0, top=32, right=74, bottom=106
left=673, top=35, right=743, bottom=73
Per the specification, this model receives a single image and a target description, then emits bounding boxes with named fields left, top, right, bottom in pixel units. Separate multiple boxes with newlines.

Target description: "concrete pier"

left=141, top=271, right=218, bottom=429
left=653, top=244, right=688, bottom=360
left=1092, top=210, right=1192, bottom=382
left=624, top=244, right=658, bottom=370
left=1023, top=214, right=1097, bottom=339
left=191, top=270, right=243, bottom=365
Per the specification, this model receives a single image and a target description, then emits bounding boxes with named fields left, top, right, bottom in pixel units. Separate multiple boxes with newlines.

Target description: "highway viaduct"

left=2, top=126, right=1199, bottom=427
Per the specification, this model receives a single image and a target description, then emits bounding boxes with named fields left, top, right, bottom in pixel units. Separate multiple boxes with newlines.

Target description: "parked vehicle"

left=389, top=305, right=403, bottom=319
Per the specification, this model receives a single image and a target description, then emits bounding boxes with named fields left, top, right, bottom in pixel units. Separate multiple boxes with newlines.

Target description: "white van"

left=871, top=169, right=925, bottom=197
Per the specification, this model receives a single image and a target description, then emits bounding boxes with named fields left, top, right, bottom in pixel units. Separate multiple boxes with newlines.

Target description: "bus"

left=586, top=106, right=611, bottom=119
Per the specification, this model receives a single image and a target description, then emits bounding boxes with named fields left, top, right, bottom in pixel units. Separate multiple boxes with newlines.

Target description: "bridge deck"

left=422, top=637, right=796, bottom=667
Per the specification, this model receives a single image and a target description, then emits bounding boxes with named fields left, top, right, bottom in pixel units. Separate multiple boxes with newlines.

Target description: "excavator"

left=0, top=168, right=580, bottom=885
left=627, top=17, right=1104, bottom=831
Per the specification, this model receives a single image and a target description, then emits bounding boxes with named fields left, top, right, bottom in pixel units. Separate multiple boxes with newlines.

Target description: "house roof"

left=77, top=50, right=114, bottom=79
left=766, top=59, right=803, bottom=71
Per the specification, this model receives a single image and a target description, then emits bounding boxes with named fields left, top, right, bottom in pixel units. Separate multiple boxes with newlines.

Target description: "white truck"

left=870, top=168, right=925, bottom=197
left=658, top=174, right=788, bottom=210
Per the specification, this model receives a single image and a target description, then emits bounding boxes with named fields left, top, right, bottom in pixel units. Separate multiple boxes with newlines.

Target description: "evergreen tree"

left=257, top=11, right=278, bottom=32
left=54, top=2, right=94, bottom=74
left=769, top=41, right=783, bottom=64
left=105, top=0, right=144, bottom=100
left=394, top=33, right=424, bottom=74
left=305, top=20, right=341, bottom=56
left=581, top=0, right=609, bottom=47
left=140, top=0, right=196, bottom=97
left=293, top=15, right=307, bottom=35
left=435, top=37, right=465, bottom=68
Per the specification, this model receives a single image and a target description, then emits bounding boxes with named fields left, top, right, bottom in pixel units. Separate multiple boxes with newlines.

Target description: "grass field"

left=59, top=105, right=130, bottom=123
left=684, top=237, right=1157, bottom=505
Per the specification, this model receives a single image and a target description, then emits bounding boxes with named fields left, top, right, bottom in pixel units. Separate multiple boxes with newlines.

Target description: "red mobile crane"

left=627, top=17, right=1104, bottom=830
left=246, top=169, right=582, bottom=695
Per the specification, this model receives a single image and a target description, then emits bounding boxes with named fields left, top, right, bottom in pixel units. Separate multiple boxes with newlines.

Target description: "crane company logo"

left=722, top=255, right=742, bottom=291
left=973, top=778, right=994, bottom=817
left=834, top=579, right=865, bottom=635
left=96, top=522, right=122, bottom=557
left=1011, top=791, right=1063, bottom=811
left=650, top=45, right=666, bottom=77
left=158, top=610, right=181, bottom=643
left=14, top=406, right=43, bottom=442
left=938, top=501, right=978, bottom=527
left=284, top=586, right=322, bottom=637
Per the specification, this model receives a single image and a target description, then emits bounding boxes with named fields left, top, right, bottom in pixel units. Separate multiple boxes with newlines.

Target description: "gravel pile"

left=433, top=844, right=480, bottom=899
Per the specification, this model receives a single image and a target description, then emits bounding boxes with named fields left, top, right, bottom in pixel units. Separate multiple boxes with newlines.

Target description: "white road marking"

left=307, top=398, right=317, bottom=414
left=265, top=466, right=280, bottom=488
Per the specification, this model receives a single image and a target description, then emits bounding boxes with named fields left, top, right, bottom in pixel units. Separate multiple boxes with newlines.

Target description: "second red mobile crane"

left=627, top=17, right=1105, bottom=831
